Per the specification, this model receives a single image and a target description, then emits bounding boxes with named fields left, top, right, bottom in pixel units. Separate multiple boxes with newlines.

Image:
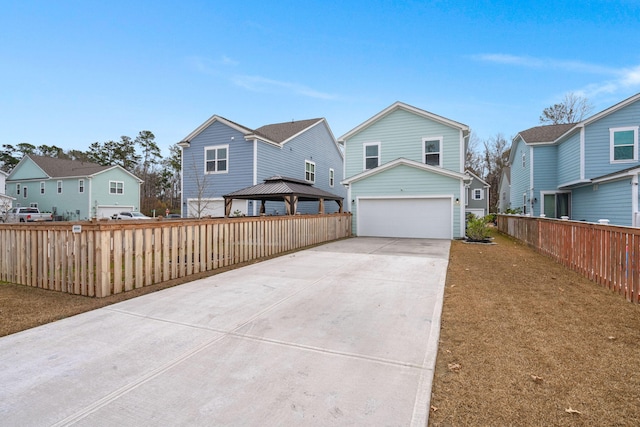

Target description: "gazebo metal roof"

left=223, top=176, right=343, bottom=216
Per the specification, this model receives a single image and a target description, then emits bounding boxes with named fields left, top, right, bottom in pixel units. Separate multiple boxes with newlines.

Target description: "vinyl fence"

left=0, top=213, right=352, bottom=298
left=497, top=215, right=640, bottom=304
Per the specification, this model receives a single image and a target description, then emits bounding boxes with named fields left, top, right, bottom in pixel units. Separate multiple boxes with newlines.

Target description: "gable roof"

left=516, top=123, right=576, bottom=144
left=254, top=118, right=323, bottom=144
left=28, top=155, right=111, bottom=178
left=180, top=115, right=332, bottom=149
left=581, top=92, right=640, bottom=126
left=465, top=169, right=490, bottom=187
left=338, top=101, right=469, bottom=143
left=342, top=157, right=470, bottom=185
left=7, top=155, right=143, bottom=182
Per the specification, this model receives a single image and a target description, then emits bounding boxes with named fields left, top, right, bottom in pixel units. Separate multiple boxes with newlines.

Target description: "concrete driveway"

left=0, top=237, right=450, bottom=426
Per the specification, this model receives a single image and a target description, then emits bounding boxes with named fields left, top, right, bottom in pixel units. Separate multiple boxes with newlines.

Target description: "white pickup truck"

left=3, top=207, right=53, bottom=223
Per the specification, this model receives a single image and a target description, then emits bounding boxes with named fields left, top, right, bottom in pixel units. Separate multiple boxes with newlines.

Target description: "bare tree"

left=184, top=154, right=216, bottom=218
left=465, top=131, right=484, bottom=177
left=540, top=92, right=594, bottom=124
left=482, top=134, right=510, bottom=213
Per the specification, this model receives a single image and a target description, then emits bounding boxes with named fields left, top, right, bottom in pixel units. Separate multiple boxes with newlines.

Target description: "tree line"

left=0, top=131, right=181, bottom=215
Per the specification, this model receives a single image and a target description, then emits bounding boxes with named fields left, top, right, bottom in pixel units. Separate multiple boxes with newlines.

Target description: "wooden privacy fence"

left=0, top=213, right=352, bottom=298
left=497, top=215, right=640, bottom=304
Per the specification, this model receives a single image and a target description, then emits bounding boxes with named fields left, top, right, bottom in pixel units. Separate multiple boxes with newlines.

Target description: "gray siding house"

left=178, top=115, right=345, bottom=217
left=464, top=170, right=490, bottom=217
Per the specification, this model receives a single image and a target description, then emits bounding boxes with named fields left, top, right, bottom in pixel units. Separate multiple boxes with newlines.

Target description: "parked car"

left=165, top=213, right=182, bottom=219
left=3, top=207, right=53, bottom=223
left=112, top=211, right=151, bottom=220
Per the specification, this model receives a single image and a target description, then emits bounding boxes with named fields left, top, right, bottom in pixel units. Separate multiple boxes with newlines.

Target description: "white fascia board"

left=464, top=169, right=490, bottom=187
left=244, top=135, right=281, bottom=148
left=280, top=118, right=344, bottom=159
left=592, top=168, right=640, bottom=184
left=97, top=166, right=144, bottom=183
left=338, top=101, right=469, bottom=142
left=581, top=92, right=640, bottom=126
left=342, top=157, right=468, bottom=185
left=6, top=155, right=49, bottom=181
left=557, top=179, right=592, bottom=189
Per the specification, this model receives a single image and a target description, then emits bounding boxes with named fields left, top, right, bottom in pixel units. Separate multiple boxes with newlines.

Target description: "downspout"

left=529, top=146, right=535, bottom=216
left=632, top=174, right=638, bottom=227
left=253, top=138, right=258, bottom=216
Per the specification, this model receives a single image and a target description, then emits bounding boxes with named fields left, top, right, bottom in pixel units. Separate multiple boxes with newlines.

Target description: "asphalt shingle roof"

left=518, top=123, right=576, bottom=143
left=254, top=118, right=323, bottom=143
left=28, top=155, right=111, bottom=178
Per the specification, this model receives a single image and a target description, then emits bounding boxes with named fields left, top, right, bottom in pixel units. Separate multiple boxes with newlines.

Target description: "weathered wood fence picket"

left=498, top=215, right=640, bottom=304
left=0, top=213, right=351, bottom=298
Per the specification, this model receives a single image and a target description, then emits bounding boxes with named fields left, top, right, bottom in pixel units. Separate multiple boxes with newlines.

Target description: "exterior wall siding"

left=465, top=179, right=488, bottom=214
left=532, top=145, right=558, bottom=216
left=344, top=108, right=462, bottom=178
left=257, top=122, right=346, bottom=215
left=181, top=121, right=255, bottom=213
left=509, top=137, right=531, bottom=213
left=557, top=132, right=581, bottom=184
left=91, top=169, right=141, bottom=214
left=349, top=164, right=463, bottom=237
left=571, top=179, right=633, bottom=226
left=584, top=100, right=640, bottom=179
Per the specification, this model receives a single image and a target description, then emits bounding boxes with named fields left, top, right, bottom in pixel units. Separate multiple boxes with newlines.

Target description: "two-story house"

left=339, top=102, right=470, bottom=239
left=6, top=155, right=143, bottom=220
left=509, top=92, right=640, bottom=226
left=465, top=169, right=490, bottom=218
left=178, top=115, right=345, bottom=218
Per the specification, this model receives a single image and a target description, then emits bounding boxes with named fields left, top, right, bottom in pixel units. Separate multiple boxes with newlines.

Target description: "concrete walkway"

left=0, top=237, right=451, bottom=426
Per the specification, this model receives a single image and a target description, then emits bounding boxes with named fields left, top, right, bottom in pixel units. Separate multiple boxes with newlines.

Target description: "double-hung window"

left=363, top=142, right=380, bottom=170
left=79, top=179, right=85, bottom=193
left=610, top=127, right=638, bottom=162
left=473, top=189, right=483, bottom=200
left=305, top=160, right=316, bottom=183
left=23, top=186, right=28, bottom=198
left=57, top=181, right=63, bottom=194
left=205, top=145, right=228, bottom=174
left=423, top=137, right=442, bottom=167
left=40, top=182, right=45, bottom=195
left=109, top=181, right=124, bottom=194
left=329, top=168, right=334, bottom=187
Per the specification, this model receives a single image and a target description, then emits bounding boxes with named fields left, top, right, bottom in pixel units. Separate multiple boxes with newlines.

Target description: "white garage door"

left=358, top=197, right=452, bottom=239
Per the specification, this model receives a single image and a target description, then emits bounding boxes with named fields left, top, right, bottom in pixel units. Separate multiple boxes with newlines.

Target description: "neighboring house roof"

left=28, top=155, right=111, bottom=178
left=179, top=115, right=337, bottom=151
left=342, top=157, right=471, bottom=185
left=465, top=169, right=490, bottom=187
left=7, top=155, right=143, bottom=182
left=337, top=101, right=470, bottom=143
left=517, top=123, right=576, bottom=144
left=225, top=176, right=343, bottom=201
left=254, top=118, right=323, bottom=144
left=501, top=166, right=511, bottom=185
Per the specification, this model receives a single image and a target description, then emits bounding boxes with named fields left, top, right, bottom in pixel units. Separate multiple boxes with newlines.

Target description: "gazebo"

left=223, top=176, right=344, bottom=217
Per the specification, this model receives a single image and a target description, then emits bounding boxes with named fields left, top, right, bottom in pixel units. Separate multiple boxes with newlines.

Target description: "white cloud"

left=472, top=53, right=640, bottom=98
left=231, top=75, right=337, bottom=100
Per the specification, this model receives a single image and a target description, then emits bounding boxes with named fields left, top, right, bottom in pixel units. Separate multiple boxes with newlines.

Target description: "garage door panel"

left=358, top=198, right=451, bottom=239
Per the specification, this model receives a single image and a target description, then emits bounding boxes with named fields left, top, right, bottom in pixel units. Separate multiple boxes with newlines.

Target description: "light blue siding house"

left=178, top=115, right=345, bottom=217
left=339, top=102, right=470, bottom=239
left=509, top=92, right=640, bottom=226
left=5, top=155, right=143, bottom=220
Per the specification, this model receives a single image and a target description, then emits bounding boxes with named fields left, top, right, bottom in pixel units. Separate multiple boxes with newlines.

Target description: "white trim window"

left=40, top=182, right=45, bottom=195
left=16, top=184, right=20, bottom=195
left=473, top=189, right=483, bottom=200
left=522, top=152, right=526, bottom=168
left=423, top=137, right=443, bottom=167
left=205, top=145, right=229, bottom=174
left=329, top=168, right=335, bottom=187
left=610, top=126, right=639, bottom=163
left=23, top=186, right=28, bottom=198
left=305, top=160, right=316, bottom=183
left=363, top=142, right=380, bottom=170
left=78, top=179, right=85, bottom=193
left=57, top=181, right=63, bottom=194
left=109, top=181, right=124, bottom=195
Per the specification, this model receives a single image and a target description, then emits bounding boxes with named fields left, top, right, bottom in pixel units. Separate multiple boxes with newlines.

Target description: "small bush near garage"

left=465, top=214, right=491, bottom=242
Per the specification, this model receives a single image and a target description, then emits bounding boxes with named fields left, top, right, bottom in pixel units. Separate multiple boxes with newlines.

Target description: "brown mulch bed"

left=2, top=232, right=640, bottom=425
left=430, top=231, right=640, bottom=426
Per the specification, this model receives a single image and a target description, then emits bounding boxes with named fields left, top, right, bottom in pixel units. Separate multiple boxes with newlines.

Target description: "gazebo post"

left=318, top=198, right=324, bottom=214
left=260, top=200, right=266, bottom=215
left=224, top=198, right=233, bottom=217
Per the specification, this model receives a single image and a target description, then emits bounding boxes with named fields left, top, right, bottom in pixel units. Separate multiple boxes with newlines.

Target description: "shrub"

left=466, top=215, right=491, bottom=242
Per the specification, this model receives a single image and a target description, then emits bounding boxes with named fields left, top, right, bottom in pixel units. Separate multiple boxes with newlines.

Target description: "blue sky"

left=2, top=0, right=640, bottom=157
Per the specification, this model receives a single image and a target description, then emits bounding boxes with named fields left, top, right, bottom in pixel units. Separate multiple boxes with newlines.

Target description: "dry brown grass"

left=430, top=231, right=640, bottom=426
